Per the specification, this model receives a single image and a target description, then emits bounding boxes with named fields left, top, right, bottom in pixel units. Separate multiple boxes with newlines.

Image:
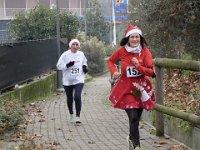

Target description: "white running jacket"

left=56, top=49, right=87, bottom=86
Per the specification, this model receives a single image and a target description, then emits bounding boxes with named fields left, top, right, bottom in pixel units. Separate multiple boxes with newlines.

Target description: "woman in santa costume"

left=107, top=25, right=156, bottom=150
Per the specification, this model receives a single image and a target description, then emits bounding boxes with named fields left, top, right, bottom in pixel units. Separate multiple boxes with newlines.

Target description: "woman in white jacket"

left=56, top=38, right=88, bottom=124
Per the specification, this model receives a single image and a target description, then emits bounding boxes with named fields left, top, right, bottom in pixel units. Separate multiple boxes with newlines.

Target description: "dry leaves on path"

left=168, top=144, right=188, bottom=150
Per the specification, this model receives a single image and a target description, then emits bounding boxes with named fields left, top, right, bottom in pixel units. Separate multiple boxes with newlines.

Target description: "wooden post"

left=155, top=66, right=164, bottom=136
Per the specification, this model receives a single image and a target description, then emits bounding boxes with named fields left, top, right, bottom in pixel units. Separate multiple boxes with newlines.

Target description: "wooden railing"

left=154, top=58, right=200, bottom=136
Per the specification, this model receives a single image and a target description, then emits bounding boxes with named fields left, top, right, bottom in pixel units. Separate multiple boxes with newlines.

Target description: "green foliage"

left=165, top=101, right=184, bottom=110
left=173, top=117, right=193, bottom=134
left=180, top=53, right=193, bottom=63
left=77, top=31, right=86, bottom=44
left=179, top=120, right=193, bottom=134
left=81, top=36, right=106, bottom=75
left=129, top=0, right=200, bottom=60
left=60, top=12, right=80, bottom=40
left=150, top=110, right=156, bottom=126
left=80, top=0, right=110, bottom=43
left=104, top=45, right=118, bottom=57
left=116, top=24, right=127, bottom=44
left=181, top=70, right=194, bottom=78
left=0, top=99, right=25, bottom=134
left=9, top=5, right=79, bottom=41
left=9, top=5, right=56, bottom=41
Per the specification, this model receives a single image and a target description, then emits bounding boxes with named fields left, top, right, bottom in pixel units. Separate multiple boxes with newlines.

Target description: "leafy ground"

left=0, top=99, right=59, bottom=150
left=163, top=70, right=200, bottom=114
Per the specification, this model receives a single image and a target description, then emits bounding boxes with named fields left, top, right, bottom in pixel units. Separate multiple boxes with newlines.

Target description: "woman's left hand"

left=132, top=57, right=139, bottom=67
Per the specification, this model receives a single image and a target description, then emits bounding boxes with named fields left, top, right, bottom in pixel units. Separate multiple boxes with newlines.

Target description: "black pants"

left=64, top=83, right=84, bottom=117
left=125, top=108, right=143, bottom=147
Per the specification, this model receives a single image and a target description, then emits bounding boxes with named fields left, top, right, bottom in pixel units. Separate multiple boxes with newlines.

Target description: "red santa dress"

left=107, top=46, right=156, bottom=111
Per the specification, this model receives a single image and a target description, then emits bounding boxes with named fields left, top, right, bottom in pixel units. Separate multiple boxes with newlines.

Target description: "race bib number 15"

left=126, top=66, right=142, bottom=77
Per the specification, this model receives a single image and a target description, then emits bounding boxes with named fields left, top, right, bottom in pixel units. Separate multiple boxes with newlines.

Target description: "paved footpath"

left=1, top=73, right=190, bottom=150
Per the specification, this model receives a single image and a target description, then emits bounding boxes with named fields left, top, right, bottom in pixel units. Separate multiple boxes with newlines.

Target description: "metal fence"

left=0, top=39, right=61, bottom=92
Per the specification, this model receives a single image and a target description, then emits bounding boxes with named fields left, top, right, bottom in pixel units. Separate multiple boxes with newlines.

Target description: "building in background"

left=0, top=0, right=89, bottom=43
left=0, top=0, right=89, bottom=19
left=0, top=0, right=129, bottom=44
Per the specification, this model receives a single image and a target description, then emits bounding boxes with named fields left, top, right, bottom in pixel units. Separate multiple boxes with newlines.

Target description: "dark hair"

left=120, top=37, right=129, bottom=46
left=120, top=35, right=148, bottom=48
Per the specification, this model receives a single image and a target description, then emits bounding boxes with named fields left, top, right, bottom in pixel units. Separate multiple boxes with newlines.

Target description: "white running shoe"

left=126, top=136, right=141, bottom=150
left=134, top=146, right=141, bottom=150
left=75, top=117, right=81, bottom=124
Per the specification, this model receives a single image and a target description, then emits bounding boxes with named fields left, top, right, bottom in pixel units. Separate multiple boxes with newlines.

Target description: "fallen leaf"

left=30, top=103, right=35, bottom=106
left=39, top=118, right=46, bottom=122
left=179, top=110, right=186, bottom=112
left=153, top=143, right=163, bottom=147
left=139, top=124, right=144, bottom=129
left=35, top=133, right=43, bottom=137
left=36, top=144, right=43, bottom=150
left=88, top=140, right=95, bottom=144
left=158, top=139, right=168, bottom=145
left=66, top=138, right=72, bottom=141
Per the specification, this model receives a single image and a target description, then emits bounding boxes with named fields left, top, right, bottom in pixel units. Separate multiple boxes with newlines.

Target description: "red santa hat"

left=69, top=38, right=80, bottom=48
left=124, top=25, right=142, bottom=37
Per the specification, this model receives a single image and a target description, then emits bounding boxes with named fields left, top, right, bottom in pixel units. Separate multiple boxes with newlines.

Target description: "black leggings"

left=64, top=83, right=84, bottom=117
left=125, top=108, right=143, bottom=147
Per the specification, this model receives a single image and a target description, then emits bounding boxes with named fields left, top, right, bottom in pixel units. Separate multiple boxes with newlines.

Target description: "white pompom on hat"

left=124, top=25, right=142, bottom=37
left=69, top=38, right=80, bottom=48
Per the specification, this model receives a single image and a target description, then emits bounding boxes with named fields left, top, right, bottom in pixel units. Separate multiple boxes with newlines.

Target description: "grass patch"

left=0, top=73, right=56, bottom=103
left=0, top=99, right=25, bottom=134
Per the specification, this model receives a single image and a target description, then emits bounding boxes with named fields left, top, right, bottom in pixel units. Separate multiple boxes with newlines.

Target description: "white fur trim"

left=141, top=90, right=150, bottom=102
left=69, top=39, right=80, bottom=47
left=132, top=82, right=150, bottom=102
left=126, top=29, right=142, bottom=37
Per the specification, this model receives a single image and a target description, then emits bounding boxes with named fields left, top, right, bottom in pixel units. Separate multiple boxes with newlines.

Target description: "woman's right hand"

left=66, top=61, right=75, bottom=68
left=112, top=72, right=121, bottom=80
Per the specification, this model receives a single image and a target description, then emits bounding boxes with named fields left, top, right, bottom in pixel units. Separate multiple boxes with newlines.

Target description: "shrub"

left=9, top=5, right=79, bottom=41
left=81, top=37, right=106, bottom=75
left=104, top=45, right=118, bottom=57
left=0, top=99, right=25, bottom=134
